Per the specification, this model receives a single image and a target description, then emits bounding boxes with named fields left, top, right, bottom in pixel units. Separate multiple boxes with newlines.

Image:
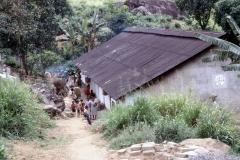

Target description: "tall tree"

left=0, top=0, right=72, bottom=74
left=175, top=0, right=218, bottom=30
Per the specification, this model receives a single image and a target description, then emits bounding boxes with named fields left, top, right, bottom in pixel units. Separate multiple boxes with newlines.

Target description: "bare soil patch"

left=6, top=116, right=109, bottom=160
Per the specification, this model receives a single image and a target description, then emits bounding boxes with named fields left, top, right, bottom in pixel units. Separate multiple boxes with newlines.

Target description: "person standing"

left=80, top=99, right=84, bottom=115
left=84, top=84, right=90, bottom=98
left=86, top=98, right=92, bottom=119
left=67, top=72, right=73, bottom=90
left=84, top=106, right=91, bottom=125
left=71, top=101, right=76, bottom=114
left=76, top=100, right=81, bottom=117
left=90, top=90, right=96, bottom=98
left=90, top=97, right=98, bottom=120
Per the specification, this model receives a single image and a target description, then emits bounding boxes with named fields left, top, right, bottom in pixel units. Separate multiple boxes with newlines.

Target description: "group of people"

left=71, top=97, right=99, bottom=125
left=66, top=68, right=82, bottom=90
left=65, top=68, right=100, bottom=125
left=69, top=77, right=99, bottom=126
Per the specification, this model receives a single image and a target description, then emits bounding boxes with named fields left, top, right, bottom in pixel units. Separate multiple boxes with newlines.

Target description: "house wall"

left=124, top=46, right=240, bottom=114
left=80, top=73, right=112, bottom=109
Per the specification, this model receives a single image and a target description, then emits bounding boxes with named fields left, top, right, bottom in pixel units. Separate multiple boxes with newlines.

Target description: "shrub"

left=0, top=79, right=54, bottom=139
left=154, top=116, right=196, bottom=143
left=160, top=17, right=166, bottom=23
left=174, top=22, right=181, bottom=28
left=196, top=105, right=237, bottom=146
left=0, top=145, right=7, bottom=160
left=97, top=90, right=240, bottom=150
left=109, top=122, right=155, bottom=149
left=177, top=15, right=187, bottom=21
left=185, top=19, right=192, bottom=25
left=164, top=23, right=171, bottom=29
left=97, top=96, right=158, bottom=139
left=4, top=58, right=21, bottom=68
left=180, top=98, right=202, bottom=127
left=165, top=15, right=173, bottom=22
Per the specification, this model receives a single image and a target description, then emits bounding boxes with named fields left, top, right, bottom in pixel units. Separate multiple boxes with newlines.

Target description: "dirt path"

left=7, top=96, right=110, bottom=160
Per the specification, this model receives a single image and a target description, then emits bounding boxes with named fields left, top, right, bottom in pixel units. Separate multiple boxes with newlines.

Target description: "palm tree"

left=194, top=14, right=240, bottom=76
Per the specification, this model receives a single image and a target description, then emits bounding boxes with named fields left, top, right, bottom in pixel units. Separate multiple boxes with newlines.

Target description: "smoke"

left=45, top=60, right=75, bottom=73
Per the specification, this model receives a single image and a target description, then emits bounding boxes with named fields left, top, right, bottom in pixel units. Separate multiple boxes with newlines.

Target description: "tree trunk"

left=21, top=53, right=28, bottom=75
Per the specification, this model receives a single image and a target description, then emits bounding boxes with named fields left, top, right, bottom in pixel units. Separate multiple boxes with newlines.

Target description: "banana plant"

left=58, top=10, right=106, bottom=53
left=194, top=14, right=240, bottom=77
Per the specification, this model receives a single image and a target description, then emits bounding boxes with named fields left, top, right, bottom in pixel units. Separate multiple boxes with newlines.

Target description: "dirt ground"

left=6, top=116, right=109, bottom=160
left=6, top=94, right=110, bottom=160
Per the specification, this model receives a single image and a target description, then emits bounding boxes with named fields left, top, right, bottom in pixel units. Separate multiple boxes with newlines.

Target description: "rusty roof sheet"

left=73, top=28, right=225, bottom=99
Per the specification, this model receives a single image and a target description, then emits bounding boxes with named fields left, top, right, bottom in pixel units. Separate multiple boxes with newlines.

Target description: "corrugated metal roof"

left=73, top=28, right=225, bottom=99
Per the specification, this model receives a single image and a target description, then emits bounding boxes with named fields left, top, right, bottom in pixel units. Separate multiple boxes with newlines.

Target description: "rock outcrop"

left=31, top=83, right=66, bottom=117
left=124, top=0, right=186, bottom=18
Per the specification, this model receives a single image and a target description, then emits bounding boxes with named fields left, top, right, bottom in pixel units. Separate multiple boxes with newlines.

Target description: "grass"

left=0, top=79, right=54, bottom=139
left=94, top=89, right=240, bottom=150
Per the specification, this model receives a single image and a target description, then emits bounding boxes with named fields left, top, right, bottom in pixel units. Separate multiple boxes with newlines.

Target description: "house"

left=73, top=28, right=240, bottom=111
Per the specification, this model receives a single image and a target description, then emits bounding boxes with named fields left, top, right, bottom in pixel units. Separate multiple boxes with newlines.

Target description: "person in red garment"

left=84, top=84, right=90, bottom=98
left=71, top=101, right=76, bottom=114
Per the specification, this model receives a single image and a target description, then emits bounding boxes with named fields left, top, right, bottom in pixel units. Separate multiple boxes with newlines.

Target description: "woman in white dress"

left=90, top=97, right=98, bottom=120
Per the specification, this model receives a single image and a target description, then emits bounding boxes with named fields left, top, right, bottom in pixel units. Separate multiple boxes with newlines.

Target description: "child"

left=84, top=106, right=91, bottom=125
left=71, top=101, right=76, bottom=113
left=80, top=99, right=85, bottom=115
left=76, top=100, right=81, bottom=117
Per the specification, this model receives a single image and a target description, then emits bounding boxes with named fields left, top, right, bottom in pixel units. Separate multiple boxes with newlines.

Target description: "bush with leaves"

left=0, top=79, right=54, bottom=139
left=174, top=22, right=181, bottom=29
left=96, top=96, right=158, bottom=139
left=4, top=57, right=21, bottom=68
left=154, top=116, right=196, bottom=143
left=97, top=90, right=239, bottom=150
left=0, top=144, right=7, bottom=160
left=109, top=122, right=155, bottom=149
left=196, top=105, right=236, bottom=146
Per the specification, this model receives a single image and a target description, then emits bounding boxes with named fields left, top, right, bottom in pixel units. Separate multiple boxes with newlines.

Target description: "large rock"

left=124, top=0, right=185, bottom=19
left=43, top=105, right=62, bottom=118
left=31, top=83, right=66, bottom=116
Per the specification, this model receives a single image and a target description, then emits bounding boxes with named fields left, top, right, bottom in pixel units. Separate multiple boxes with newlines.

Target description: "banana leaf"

left=194, top=33, right=240, bottom=55
left=221, top=64, right=240, bottom=71
left=202, top=55, right=226, bottom=62
left=225, top=14, right=240, bottom=43
left=212, top=49, right=240, bottom=61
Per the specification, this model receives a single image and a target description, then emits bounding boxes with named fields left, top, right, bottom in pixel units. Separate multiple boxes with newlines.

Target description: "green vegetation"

left=175, top=0, right=218, bottom=30
left=0, top=0, right=72, bottom=74
left=95, top=91, right=240, bottom=151
left=4, top=57, right=21, bottom=69
left=214, top=0, right=240, bottom=37
left=0, top=144, right=7, bottom=160
left=195, top=14, right=240, bottom=76
left=0, top=79, right=54, bottom=139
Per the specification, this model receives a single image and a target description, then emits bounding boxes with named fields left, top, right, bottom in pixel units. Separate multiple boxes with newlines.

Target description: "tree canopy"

left=0, top=0, right=72, bottom=74
left=175, top=0, right=218, bottom=30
